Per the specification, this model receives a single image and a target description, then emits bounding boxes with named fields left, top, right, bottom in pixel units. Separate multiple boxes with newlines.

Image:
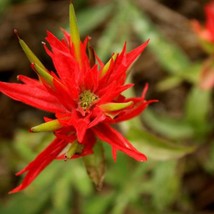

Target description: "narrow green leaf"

left=96, top=3, right=131, bottom=60
left=155, top=62, right=201, bottom=89
left=78, top=3, right=113, bottom=35
left=129, top=3, right=197, bottom=82
left=185, top=86, right=211, bottom=135
left=51, top=170, right=72, bottom=214
left=146, top=161, right=180, bottom=211
left=127, top=128, right=196, bottom=161
left=142, top=109, right=195, bottom=140
left=69, top=3, right=81, bottom=65
left=84, top=193, right=114, bottom=214
left=156, top=76, right=183, bottom=91
left=0, top=0, right=10, bottom=15
left=18, top=37, right=46, bottom=70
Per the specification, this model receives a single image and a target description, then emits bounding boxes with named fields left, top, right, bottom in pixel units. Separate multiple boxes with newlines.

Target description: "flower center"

left=79, top=90, right=98, bottom=111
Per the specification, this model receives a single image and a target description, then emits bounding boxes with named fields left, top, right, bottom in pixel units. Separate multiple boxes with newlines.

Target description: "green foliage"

left=77, top=3, right=113, bottom=36
left=185, top=86, right=212, bottom=137
left=142, top=109, right=195, bottom=140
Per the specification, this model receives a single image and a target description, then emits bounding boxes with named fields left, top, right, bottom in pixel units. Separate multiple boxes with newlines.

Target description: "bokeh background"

left=0, top=0, right=214, bottom=213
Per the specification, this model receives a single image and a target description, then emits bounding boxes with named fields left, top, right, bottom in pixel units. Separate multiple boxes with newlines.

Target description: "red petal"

left=43, top=38, right=80, bottom=91
left=99, top=41, right=149, bottom=88
left=45, top=31, right=69, bottom=53
left=9, top=138, right=67, bottom=193
left=125, top=40, right=149, bottom=68
left=93, top=123, right=147, bottom=161
left=53, top=78, right=77, bottom=109
left=0, top=77, right=65, bottom=113
left=205, top=2, right=214, bottom=41
left=88, top=107, right=106, bottom=128
left=56, top=111, right=89, bottom=143
left=80, top=130, right=96, bottom=155
left=112, top=85, right=158, bottom=123
left=84, top=65, right=99, bottom=92
left=97, top=83, right=133, bottom=104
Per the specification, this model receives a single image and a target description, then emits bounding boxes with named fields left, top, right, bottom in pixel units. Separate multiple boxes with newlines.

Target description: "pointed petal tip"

left=16, top=75, right=20, bottom=81
left=8, top=182, right=24, bottom=194
left=8, top=189, right=17, bottom=194
left=140, top=155, right=148, bottom=162
left=13, top=29, right=20, bottom=40
left=8, top=184, right=25, bottom=194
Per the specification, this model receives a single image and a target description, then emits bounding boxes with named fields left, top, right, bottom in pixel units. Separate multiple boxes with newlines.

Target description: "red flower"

left=192, top=1, right=214, bottom=43
left=0, top=4, right=156, bottom=193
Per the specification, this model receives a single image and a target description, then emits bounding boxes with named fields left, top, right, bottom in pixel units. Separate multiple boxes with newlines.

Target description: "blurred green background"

left=0, top=0, right=213, bottom=213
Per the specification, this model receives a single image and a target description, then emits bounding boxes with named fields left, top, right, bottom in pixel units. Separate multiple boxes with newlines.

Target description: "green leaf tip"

left=31, top=119, right=62, bottom=133
left=101, top=53, right=118, bottom=77
left=17, top=36, right=46, bottom=71
left=69, top=3, right=82, bottom=65
left=100, top=101, right=133, bottom=112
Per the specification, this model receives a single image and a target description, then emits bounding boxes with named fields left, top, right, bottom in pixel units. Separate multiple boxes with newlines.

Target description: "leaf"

left=70, top=159, right=93, bottom=196
left=77, top=3, right=113, bottom=35
left=96, top=2, right=131, bottom=60
left=51, top=168, right=73, bottom=214
left=14, top=130, right=53, bottom=162
left=156, top=76, right=183, bottom=91
left=144, top=161, right=180, bottom=211
left=127, top=128, right=196, bottom=161
left=0, top=161, right=63, bottom=214
left=0, top=0, right=10, bottom=15
left=83, top=142, right=105, bottom=191
left=110, top=163, right=148, bottom=214
left=84, top=193, right=114, bottom=214
left=202, top=140, right=214, bottom=173
left=129, top=3, right=198, bottom=83
left=184, top=86, right=211, bottom=136
left=142, top=109, right=195, bottom=140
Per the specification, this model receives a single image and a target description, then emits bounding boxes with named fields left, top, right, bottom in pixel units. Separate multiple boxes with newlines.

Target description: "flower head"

left=192, top=1, right=214, bottom=42
left=0, top=3, right=156, bottom=193
left=192, top=1, right=214, bottom=52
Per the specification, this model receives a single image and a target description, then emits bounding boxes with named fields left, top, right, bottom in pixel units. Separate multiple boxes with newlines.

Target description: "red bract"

left=0, top=4, right=156, bottom=193
left=192, top=1, right=214, bottom=43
